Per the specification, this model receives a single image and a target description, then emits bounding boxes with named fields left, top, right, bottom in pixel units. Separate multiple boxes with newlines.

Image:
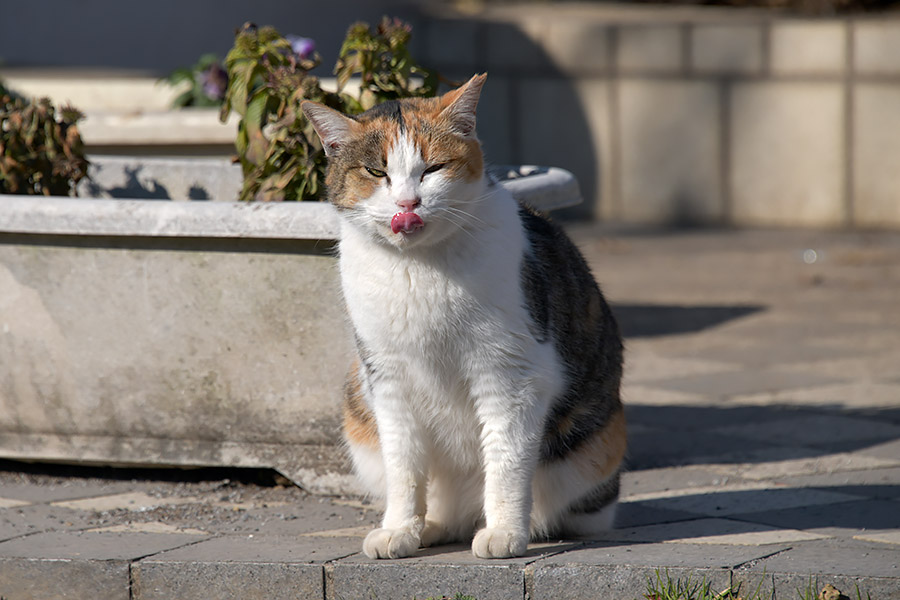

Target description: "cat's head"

left=301, top=74, right=487, bottom=249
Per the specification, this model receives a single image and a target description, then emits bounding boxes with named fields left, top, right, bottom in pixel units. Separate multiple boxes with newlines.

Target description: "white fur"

left=338, top=133, right=611, bottom=559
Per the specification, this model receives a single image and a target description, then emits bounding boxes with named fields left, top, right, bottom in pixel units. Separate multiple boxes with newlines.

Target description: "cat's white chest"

left=340, top=231, right=495, bottom=356
left=337, top=195, right=531, bottom=388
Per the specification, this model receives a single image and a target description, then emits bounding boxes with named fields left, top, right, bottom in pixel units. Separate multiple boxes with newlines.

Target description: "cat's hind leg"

left=343, top=362, right=386, bottom=500
left=531, top=406, right=626, bottom=539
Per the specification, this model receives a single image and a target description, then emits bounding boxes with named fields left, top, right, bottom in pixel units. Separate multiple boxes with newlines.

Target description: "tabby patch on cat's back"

left=301, top=74, right=625, bottom=560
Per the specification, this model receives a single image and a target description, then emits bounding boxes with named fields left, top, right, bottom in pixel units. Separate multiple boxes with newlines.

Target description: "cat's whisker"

left=443, top=205, right=489, bottom=226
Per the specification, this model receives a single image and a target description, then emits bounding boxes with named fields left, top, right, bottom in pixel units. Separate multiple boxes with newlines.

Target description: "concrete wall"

left=413, top=5, right=900, bottom=227
left=3, top=2, right=899, bottom=227
left=0, top=0, right=427, bottom=74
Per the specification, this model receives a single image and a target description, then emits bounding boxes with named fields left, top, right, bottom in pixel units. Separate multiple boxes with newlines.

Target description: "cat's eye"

left=365, top=167, right=387, bottom=178
left=423, top=163, right=447, bottom=176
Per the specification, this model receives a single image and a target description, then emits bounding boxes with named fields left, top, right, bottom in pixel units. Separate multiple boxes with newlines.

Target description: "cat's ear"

left=301, top=101, right=359, bottom=156
left=438, top=73, right=487, bottom=138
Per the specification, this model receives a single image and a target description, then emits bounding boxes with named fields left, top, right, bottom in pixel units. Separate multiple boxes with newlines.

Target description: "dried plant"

left=0, top=92, right=89, bottom=196
left=219, top=18, right=439, bottom=202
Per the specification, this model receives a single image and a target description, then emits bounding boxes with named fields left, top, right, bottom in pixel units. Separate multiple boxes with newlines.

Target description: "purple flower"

left=198, top=62, right=228, bottom=101
left=285, top=35, right=315, bottom=60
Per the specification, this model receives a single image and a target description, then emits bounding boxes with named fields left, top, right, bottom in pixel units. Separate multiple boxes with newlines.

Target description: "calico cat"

left=301, top=74, right=625, bottom=559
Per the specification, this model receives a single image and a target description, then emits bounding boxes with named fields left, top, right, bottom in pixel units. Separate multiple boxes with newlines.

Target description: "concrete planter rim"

left=0, top=164, right=581, bottom=240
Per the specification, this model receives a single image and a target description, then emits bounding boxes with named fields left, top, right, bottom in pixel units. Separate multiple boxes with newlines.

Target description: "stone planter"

left=0, top=167, right=580, bottom=494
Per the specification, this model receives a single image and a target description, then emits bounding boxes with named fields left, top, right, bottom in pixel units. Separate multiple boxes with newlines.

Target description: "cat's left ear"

left=301, top=101, right=360, bottom=157
left=438, top=73, right=487, bottom=138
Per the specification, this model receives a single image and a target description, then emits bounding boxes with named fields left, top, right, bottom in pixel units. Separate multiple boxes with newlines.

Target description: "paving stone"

left=0, top=530, right=206, bottom=560
left=618, top=80, right=723, bottom=224
left=591, top=517, right=826, bottom=546
left=622, top=384, right=713, bottom=407
left=779, top=467, right=900, bottom=498
left=746, top=572, right=900, bottom=600
left=692, top=25, right=764, bottom=74
left=536, top=540, right=783, bottom=569
left=617, top=25, right=684, bottom=72
left=709, top=414, right=900, bottom=449
left=145, top=533, right=359, bottom=562
left=770, top=21, right=847, bottom=75
left=0, top=497, right=30, bottom=508
left=51, top=490, right=201, bottom=512
left=733, top=382, right=900, bottom=409
left=682, top=339, right=858, bottom=368
left=88, top=521, right=208, bottom=535
left=732, top=563, right=900, bottom=600
left=624, top=352, right=735, bottom=384
left=0, top=503, right=104, bottom=542
left=298, top=524, right=371, bottom=538
left=745, top=537, right=900, bottom=578
left=626, top=402, right=817, bottom=432
left=731, top=82, right=845, bottom=227
left=330, top=542, right=573, bottom=600
left=627, top=429, right=777, bottom=470
left=855, top=530, right=900, bottom=546
left=641, top=486, right=860, bottom=519
left=183, top=499, right=379, bottom=537
left=615, top=501, right=699, bottom=528
left=134, top=561, right=326, bottom=600
left=649, top=369, right=844, bottom=398
left=621, top=466, right=742, bottom=498
left=774, top=351, right=900, bottom=382
left=728, top=451, right=900, bottom=480
left=531, top=563, right=731, bottom=600
left=735, top=498, right=900, bottom=539
left=0, top=557, right=131, bottom=600
left=0, top=478, right=144, bottom=503
left=132, top=536, right=359, bottom=600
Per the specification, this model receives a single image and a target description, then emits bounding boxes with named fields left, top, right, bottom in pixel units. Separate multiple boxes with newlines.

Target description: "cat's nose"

left=395, top=197, right=421, bottom=212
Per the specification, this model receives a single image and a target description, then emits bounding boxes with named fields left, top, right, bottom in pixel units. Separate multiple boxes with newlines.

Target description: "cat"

left=301, top=74, right=625, bottom=559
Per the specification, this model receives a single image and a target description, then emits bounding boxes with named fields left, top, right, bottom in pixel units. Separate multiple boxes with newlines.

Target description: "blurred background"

left=2, top=0, right=900, bottom=226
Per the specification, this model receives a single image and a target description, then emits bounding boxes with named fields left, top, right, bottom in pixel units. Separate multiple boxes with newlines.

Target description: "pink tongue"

left=391, top=211, right=425, bottom=234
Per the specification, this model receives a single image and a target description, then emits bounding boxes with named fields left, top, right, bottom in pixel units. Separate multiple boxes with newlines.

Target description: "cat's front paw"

left=471, top=527, right=528, bottom=559
left=363, top=527, right=421, bottom=559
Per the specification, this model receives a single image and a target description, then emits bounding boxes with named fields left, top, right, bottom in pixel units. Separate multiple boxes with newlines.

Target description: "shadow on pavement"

left=613, top=304, right=765, bottom=338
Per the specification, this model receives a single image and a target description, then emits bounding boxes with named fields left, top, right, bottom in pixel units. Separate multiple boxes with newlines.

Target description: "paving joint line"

left=730, top=546, right=794, bottom=570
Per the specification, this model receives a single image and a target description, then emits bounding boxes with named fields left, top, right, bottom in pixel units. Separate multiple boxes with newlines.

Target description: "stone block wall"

left=415, top=6, right=900, bottom=228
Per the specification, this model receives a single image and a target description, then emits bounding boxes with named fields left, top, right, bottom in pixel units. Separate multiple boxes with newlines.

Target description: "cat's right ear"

left=438, top=73, right=487, bottom=138
left=301, top=101, right=359, bottom=157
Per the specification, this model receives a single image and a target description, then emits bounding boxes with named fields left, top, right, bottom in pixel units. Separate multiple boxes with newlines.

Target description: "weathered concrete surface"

left=133, top=536, right=359, bottom=600
left=0, top=233, right=352, bottom=493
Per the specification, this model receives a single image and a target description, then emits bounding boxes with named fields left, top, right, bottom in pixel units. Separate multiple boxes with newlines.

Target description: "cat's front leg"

left=471, top=375, right=545, bottom=559
left=363, top=378, right=427, bottom=559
